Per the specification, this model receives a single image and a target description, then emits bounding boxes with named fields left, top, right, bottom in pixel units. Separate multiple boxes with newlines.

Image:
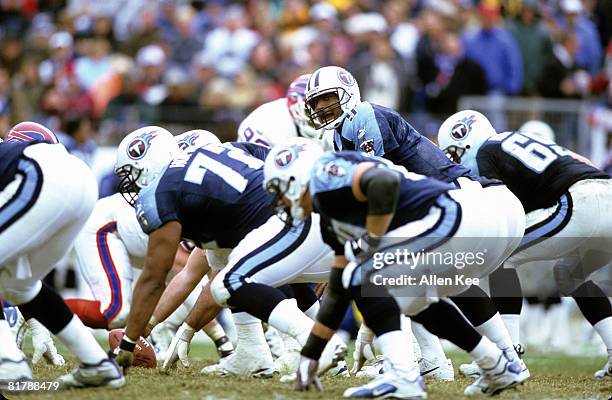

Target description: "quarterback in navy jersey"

left=264, top=138, right=528, bottom=397
left=439, top=110, right=612, bottom=379
left=304, top=65, right=487, bottom=186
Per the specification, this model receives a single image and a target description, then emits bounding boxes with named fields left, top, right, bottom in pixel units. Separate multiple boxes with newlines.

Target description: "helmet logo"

left=275, top=149, right=294, bottom=167
left=450, top=115, right=476, bottom=141
left=177, top=133, right=197, bottom=150
left=274, top=143, right=308, bottom=168
left=127, top=131, right=157, bottom=159
left=337, top=69, right=355, bottom=86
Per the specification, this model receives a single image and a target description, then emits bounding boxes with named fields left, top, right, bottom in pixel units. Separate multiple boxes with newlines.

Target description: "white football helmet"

left=437, top=110, right=497, bottom=172
left=175, top=129, right=221, bottom=150
left=286, top=74, right=322, bottom=140
left=263, top=137, right=324, bottom=222
left=519, top=120, right=556, bottom=143
left=115, top=126, right=180, bottom=206
left=305, top=66, right=361, bottom=130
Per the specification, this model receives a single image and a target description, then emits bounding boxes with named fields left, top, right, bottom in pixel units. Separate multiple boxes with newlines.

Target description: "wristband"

left=120, top=336, right=137, bottom=352
left=300, top=334, right=329, bottom=360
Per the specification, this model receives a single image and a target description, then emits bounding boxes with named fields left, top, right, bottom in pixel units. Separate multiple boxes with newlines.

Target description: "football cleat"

left=459, top=361, right=481, bottom=378
left=463, top=352, right=528, bottom=396
left=343, top=372, right=427, bottom=399
left=201, top=351, right=277, bottom=378
left=594, top=357, right=612, bottom=379
left=419, top=357, right=454, bottom=381
left=55, top=358, right=125, bottom=389
left=356, top=356, right=386, bottom=378
left=0, top=356, right=33, bottom=390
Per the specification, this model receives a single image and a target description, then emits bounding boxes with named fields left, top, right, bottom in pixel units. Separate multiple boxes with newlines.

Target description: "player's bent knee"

left=210, top=274, right=231, bottom=307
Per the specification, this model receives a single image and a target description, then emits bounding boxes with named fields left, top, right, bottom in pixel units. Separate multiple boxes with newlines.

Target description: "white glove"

left=294, top=355, right=322, bottom=392
left=351, top=324, right=375, bottom=374
left=28, top=319, right=65, bottom=366
left=162, top=322, right=195, bottom=371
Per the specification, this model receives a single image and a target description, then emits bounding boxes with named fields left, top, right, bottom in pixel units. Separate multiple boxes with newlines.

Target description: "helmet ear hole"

left=466, top=145, right=471, bottom=149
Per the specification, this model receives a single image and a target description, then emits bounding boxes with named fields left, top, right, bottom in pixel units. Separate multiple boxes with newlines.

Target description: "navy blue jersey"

left=310, top=151, right=455, bottom=254
left=476, top=131, right=610, bottom=213
left=0, top=141, right=40, bottom=190
left=136, top=142, right=274, bottom=248
left=334, top=102, right=495, bottom=186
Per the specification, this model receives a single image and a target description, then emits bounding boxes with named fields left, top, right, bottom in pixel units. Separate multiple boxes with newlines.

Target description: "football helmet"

left=6, top=121, right=59, bottom=144
left=437, top=110, right=497, bottom=171
left=519, top=120, right=556, bottom=143
left=175, top=129, right=221, bottom=151
left=115, top=126, right=180, bottom=206
left=286, top=74, right=322, bottom=140
left=263, top=137, right=324, bottom=222
left=305, top=66, right=361, bottom=130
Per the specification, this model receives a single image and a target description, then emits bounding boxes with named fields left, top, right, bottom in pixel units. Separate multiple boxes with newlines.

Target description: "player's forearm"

left=152, top=267, right=204, bottom=324
left=125, top=268, right=167, bottom=341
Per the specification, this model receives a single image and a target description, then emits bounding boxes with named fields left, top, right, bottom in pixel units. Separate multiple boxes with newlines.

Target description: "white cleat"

left=55, top=358, right=125, bottom=389
left=344, top=372, right=427, bottom=399
left=464, top=353, right=528, bottom=396
left=0, top=356, right=33, bottom=390
left=594, top=357, right=612, bottom=379
left=356, top=356, right=386, bottom=378
left=459, top=361, right=481, bottom=378
left=201, top=351, right=277, bottom=378
left=419, top=357, right=454, bottom=381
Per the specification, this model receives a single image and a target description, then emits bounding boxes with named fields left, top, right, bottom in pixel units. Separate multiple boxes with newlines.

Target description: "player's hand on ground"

left=28, top=319, right=65, bottom=366
left=294, top=355, right=323, bottom=392
left=351, top=324, right=375, bottom=374
left=162, top=322, right=195, bottom=371
left=109, top=338, right=135, bottom=374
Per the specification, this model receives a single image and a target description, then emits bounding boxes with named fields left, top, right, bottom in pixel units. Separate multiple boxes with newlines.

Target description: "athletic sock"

left=55, top=315, right=107, bottom=365
left=501, top=314, right=521, bottom=345
left=267, top=298, right=314, bottom=346
left=411, top=320, right=447, bottom=362
left=469, top=337, right=503, bottom=370
left=377, top=330, right=419, bottom=379
left=475, top=313, right=517, bottom=358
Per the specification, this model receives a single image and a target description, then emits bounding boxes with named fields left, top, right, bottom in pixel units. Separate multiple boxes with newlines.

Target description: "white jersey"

left=237, top=98, right=334, bottom=149
left=72, top=193, right=148, bottom=327
left=237, top=98, right=297, bottom=147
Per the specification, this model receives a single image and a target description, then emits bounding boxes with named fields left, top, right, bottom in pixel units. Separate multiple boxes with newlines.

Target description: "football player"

left=109, top=128, right=341, bottom=379
left=438, top=110, right=612, bottom=379
left=237, top=74, right=331, bottom=149
left=305, top=66, right=524, bottom=377
left=0, top=122, right=124, bottom=389
left=65, top=128, right=233, bottom=360
left=263, top=138, right=528, bottom=397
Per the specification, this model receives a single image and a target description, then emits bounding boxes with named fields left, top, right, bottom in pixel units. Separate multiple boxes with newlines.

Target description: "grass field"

left=3, top=341, right=612, bottom=400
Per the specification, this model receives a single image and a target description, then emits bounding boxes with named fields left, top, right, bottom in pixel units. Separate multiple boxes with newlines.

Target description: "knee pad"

left=0, top=279, right=42, bottom=305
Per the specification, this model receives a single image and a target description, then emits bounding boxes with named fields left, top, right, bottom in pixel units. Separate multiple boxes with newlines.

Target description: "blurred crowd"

left=1, top=0, right=612, bottom=158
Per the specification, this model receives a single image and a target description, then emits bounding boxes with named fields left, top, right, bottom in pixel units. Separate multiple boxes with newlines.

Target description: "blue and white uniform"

left=333, top=102, right=492, bottom=187
left=0, top=141, right=98, bottom=305
left=310, top=151, right=525, bottom=315
left=471, top=131, right=612, bottom=292
left=135, top=141, right=331, bottom=306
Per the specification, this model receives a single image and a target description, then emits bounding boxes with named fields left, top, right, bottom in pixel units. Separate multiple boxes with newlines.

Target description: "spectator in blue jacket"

left=462, top=2, right=523, bottom=95
left=557, top=0, right=602, bottom=74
